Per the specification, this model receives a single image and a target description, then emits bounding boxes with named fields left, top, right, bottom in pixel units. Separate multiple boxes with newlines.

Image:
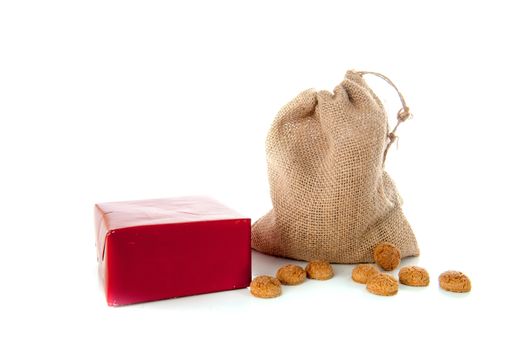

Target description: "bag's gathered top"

left=252, top=70, right=419, bottom=263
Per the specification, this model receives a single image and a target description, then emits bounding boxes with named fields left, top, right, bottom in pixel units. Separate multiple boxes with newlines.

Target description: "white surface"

left=1, top=1, right=525, bottom=349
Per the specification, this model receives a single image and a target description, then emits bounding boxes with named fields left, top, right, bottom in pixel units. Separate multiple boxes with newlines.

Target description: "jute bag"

left=252, top=70, right=419, bottom=263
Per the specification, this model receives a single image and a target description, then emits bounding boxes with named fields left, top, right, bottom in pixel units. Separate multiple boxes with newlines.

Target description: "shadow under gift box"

left=94, top=197, right=251, bottom=306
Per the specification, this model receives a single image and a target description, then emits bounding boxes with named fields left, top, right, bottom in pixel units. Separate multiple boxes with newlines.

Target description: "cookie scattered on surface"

left=305, top=260, right=334, bottom=280
left=398, top=266, right=430, bottom=287
left=352, top=264, right=380, bottom=284
left=250, top=275, right=282, bottom=298
left=366, top=273, right=398, bottom=296
left=276, top=264, right=307, bottom=285
left=439, top=271, right=471, bottom=293
left=373, top=242, right=401, bottom=271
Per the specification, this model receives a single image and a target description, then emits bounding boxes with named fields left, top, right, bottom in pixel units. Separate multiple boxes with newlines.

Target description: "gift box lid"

left=94, top=196, right=248, bottom=262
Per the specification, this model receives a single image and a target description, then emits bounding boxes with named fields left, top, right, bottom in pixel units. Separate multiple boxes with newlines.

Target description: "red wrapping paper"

left=94, top=197, right=251, bottom=306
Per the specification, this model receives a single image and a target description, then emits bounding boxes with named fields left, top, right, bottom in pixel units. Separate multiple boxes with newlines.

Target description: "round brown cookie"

left=373, top=242, right=401, bottom=271
left=276, top=264, right=306, bottom=285
left=351, top=264, right=380, bottom=284
left=366, top=273, right=398, bottom=296
left=439, top=271, right=471, bottom=293
left=305, top=260, right=334, bottom=280
left=250, top=275, right=282, bottom=298
left=398, top=266, right=430, bottom=287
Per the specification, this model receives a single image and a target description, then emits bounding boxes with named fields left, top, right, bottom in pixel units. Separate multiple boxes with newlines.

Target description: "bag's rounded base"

left=251, top=205, right=419, bottom=264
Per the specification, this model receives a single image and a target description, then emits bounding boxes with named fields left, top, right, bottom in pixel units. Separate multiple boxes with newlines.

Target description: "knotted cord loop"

left=357, top=71, right=412, bottom=164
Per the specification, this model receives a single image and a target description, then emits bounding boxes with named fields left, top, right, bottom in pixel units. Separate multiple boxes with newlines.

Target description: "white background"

left=1, top=1, right=525, bottom=349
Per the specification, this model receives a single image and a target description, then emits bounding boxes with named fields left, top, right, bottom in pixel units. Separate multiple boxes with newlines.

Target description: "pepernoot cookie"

left=398, top=266, right=430, bottom=287
left=439, top=271, right=471, bottom=293
left=250, top=275, right=282, bottom=298
left=373, top=242, right=401, bottom=271
left=305, top=260, right=334, bottom=280
left=366, top=273, right=398, bottom=296
left=352, top=264, right=380, bottom=284
left=276, top=264, right=306, bottom=285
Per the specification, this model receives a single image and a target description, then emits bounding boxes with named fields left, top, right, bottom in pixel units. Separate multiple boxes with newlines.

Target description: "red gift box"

left=94, top=196, right=251, bottom=306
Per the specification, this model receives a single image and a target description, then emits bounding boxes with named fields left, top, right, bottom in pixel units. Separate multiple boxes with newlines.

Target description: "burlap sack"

left=252, top=70, right=419, bottom=263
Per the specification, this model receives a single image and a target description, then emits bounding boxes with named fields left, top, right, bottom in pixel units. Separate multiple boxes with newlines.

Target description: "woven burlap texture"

left=252, top=70, right=419, bottom=263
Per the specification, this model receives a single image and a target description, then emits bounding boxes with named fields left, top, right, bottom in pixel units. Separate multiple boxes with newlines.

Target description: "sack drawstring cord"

left=357, top=71, right=412, bottom=164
